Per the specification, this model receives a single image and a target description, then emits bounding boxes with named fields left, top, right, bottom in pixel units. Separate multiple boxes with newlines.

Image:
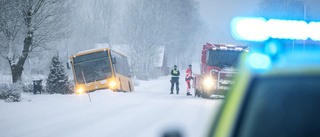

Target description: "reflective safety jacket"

left=185, top=68, right=192, bottom=80
left=171, top=69, right=180, bottom=78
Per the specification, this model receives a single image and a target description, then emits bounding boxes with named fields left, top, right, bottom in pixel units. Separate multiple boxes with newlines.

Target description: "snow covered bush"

left=0, top=84, right=21, bottom=102
left=46, top=55, right=72, bottom=94
left=0, top=84, right=10, bottom=101
left=22, top=83, right=33, bottom=93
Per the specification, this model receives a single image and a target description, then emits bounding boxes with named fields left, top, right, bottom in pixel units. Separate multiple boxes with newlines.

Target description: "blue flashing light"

left=309, top=22, right=320, bottom=41
left=230, top=17, right=320, bottom=42
left=268, top=19, right=308, bottom=40
left=265, top=40, right=281, bottom=56
left=231, top=17, right=269, bottom=42
left=247, top=53, right=272, bottom=70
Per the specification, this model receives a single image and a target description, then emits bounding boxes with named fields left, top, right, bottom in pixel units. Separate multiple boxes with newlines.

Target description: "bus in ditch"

left=68, top=48, right=134, bottom=94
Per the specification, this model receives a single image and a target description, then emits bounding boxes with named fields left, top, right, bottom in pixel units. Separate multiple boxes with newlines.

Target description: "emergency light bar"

left=220, top=46, right=228, bottom=50
left=231, top=17, right=320, bottom=42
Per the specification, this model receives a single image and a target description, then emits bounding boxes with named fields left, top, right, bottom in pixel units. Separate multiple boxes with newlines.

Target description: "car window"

left=236, top=75, right=320, bottom=137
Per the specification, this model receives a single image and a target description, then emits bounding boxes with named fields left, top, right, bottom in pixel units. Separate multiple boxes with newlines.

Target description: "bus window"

left=73, top=50, right=112, bottom=84
left=111, top=50, right=131, bottom=77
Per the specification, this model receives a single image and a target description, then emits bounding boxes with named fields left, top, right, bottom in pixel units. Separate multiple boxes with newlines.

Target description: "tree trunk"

left=10, top=64, right=23, bottom=83
left=10, top=32, right=32, bottom=83
left=9, top=9, right=34, bottom=83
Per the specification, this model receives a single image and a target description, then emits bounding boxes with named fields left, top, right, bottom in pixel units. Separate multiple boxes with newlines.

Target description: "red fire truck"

left=193, top=43, right=249, bottom=98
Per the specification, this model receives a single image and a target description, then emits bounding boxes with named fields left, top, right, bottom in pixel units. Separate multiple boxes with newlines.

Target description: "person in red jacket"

left=185, top=64, right=193, bottom=96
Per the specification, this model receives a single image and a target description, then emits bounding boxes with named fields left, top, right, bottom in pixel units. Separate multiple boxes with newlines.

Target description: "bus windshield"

left=73, top=50, right=112, bottom=84
left=207, top=49, right=242, bottom=68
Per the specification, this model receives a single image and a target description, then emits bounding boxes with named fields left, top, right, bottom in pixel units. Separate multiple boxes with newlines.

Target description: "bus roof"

left=71, top=48, right=127, bottom=58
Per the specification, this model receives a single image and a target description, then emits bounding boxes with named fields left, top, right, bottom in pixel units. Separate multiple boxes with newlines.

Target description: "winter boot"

left=176, top=91, right=179, bottom=94
left=187, top=92, right=192, bottom=96
left=170, top=92, right=173, bottom=94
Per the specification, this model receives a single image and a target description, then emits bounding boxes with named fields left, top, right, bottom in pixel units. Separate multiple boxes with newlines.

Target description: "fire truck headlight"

left=76, top=87, right=85, bottom=94
left=204, top=77, right=215, bottom=89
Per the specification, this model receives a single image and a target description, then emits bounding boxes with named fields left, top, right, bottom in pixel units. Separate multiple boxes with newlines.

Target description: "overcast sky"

left=198, top=0, right=320, bottom=45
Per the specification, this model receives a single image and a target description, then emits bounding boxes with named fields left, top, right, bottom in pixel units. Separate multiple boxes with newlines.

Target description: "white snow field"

left=0, top=70, right=222, bottom=137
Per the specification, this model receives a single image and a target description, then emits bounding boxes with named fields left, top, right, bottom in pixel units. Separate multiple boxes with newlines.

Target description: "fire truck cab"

left=193, top=43, right=249, bottom=98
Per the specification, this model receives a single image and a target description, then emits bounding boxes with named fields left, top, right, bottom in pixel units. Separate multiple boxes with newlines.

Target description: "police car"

left=207, top=17, right=320, bottom=137
left=208, top=47, right=320, bottom=137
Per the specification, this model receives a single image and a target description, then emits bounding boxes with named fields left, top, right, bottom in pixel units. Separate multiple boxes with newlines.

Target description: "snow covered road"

left=0, top=76, right=222, bottom=137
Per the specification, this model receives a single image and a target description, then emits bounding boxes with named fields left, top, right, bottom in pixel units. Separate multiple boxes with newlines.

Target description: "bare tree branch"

left=0, top=0, right=74, bottom=83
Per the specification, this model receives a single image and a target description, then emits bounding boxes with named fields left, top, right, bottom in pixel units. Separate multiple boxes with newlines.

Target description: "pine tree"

left=46, top=55, right=71, bottom=94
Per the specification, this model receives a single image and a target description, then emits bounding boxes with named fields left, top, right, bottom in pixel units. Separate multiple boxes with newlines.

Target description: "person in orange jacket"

left=185, top=64, right=193, bottom=96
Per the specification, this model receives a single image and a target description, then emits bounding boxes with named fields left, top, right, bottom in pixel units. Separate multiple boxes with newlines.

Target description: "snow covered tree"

left=46, top=55, right=71, bottom=94
left=66, top=0, right=120, bottom=54
left=0, top=0, right=74, bottom=83
left=91, top=0, right=119, bottom=49
left=121, top=0, right=202, bottom=79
